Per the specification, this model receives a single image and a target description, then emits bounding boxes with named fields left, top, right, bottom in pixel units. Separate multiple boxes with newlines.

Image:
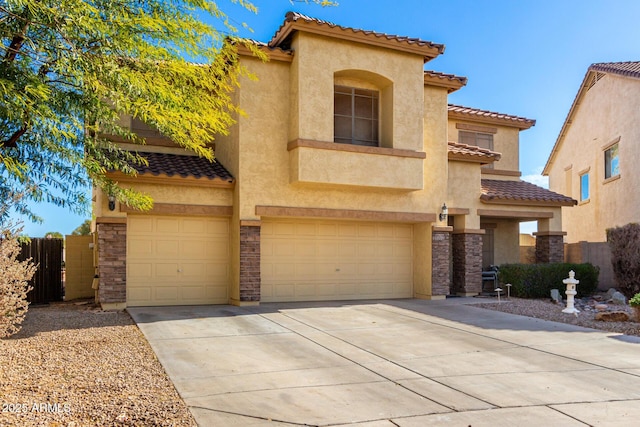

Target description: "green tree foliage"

left=1, top=0, right=267, bottom=222
left=44, top=231, right=63, bottom=239
left=71, top=219, right=91, bottom=235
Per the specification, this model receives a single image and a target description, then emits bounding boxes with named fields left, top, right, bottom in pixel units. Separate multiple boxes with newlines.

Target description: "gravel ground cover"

left=0, top=300, right=196, bottom=427
left=473, top=296, right=640, bottom=337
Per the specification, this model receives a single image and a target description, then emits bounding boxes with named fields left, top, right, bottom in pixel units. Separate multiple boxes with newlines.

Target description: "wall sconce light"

left=439, top=203, right=448, bottom=222
left=108, top=194, right=116, bottom=211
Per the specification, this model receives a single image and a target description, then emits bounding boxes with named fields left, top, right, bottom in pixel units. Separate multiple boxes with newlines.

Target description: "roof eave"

left=269, top=13, right=444, bottom=62
left=542, top=69, right=595, bottom=176
left=480, top=195, right=577, bottom=207
left=448, top=110, right=536, bottom=130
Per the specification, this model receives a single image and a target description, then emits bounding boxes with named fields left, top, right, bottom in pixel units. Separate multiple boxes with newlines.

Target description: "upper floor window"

left=334, top=85, right=379, bottom=147
left=580, top=172, right=590, bottom=201
left=604, top=143, right=619, bottom=179
left=459, top=130, right=493, bottom=151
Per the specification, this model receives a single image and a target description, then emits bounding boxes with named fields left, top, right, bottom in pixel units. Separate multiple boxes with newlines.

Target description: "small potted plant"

left=630, top=293, right=640, bottom=322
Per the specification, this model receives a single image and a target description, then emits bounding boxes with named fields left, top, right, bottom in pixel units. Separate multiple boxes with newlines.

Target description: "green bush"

left=498, top=263, right=599, bottom=299
left=630, top=293, right=640, bottom=307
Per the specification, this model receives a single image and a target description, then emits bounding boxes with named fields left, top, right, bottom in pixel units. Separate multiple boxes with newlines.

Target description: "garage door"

left=261, top=218, right=412, bottom=302
left=127, top=215, right=230, bottom=306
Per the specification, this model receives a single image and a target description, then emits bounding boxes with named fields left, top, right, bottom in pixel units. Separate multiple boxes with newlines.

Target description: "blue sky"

left=15, top=0, right=640, bottom=236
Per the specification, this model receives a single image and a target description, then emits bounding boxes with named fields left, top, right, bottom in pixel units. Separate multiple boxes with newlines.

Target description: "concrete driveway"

left=128, top=299, right=640, bottom=426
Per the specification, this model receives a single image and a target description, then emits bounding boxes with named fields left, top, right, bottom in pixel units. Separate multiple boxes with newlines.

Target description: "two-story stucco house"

left=544, top=61, right=640, bottom=244
left=93, top=12, right=574, bottom=309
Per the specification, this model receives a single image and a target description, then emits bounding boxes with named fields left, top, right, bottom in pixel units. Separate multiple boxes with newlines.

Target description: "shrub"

left=498, top=263, right=599, bottom=299
left=0, top=231, right=37, bottom=338
left=630, top=293, right=640, bottom=308
left=607, top=223, right=640, bottom=299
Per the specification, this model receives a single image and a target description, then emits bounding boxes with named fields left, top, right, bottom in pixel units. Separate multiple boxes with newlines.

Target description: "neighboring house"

left=543, top=61, right=640, bottom=243
left=93, top=12, right=574, bottom=309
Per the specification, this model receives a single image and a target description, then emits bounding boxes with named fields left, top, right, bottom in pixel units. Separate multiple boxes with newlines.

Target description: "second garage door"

left=127, top=215, right=230, bottom=306
left=261, top=218, right=413, bottom=302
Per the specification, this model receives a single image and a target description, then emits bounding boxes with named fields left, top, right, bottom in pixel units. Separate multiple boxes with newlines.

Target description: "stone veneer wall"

left=452, top=232, right=483, bottom=295
left=536, top=234, right=564, bottom=263
left=239, top=224, right=261, bottom=302
left=431, top=229, right=451, bottom=296
left=97, top=222, right=127, bottom=304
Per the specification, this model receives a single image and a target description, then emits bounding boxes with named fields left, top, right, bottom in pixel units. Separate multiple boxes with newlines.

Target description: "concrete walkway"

left=129, top=298, right=640, bottom=426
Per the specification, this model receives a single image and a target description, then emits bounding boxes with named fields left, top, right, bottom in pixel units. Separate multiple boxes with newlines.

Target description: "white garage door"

left=127, top=215, right=230, bottom=306
left=261, top=218, right=413, bottom=302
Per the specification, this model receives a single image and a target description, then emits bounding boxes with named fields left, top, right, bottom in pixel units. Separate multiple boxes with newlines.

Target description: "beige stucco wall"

left=489, top=219, right=521, bottom=265
left=447, top=120, right=520, bottom=172
left=234, top=40, right=445, bottom=222
left=547, top=73, right=640, bottom=243
left=289, top=32, right=425, bottom=151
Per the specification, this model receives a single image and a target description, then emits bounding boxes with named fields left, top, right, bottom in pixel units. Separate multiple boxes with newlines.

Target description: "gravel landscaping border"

left=473, top=296, right=640, bottom=337
left=0, top=300, right=196, bottom=427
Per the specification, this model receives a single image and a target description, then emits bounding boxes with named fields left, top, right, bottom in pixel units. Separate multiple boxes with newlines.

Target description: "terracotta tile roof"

left=133, top=152, right=234, bottom=183
left=448, top=104, right=536, bottom=129
left=269, top=12, right=444, bottom=61
left=448, top=141, right=501, bottom=163
left=590, top=61, right=640, bottom=79
left=424, top=71, right=468, bottom=92
left=481, top=179, right=576, bottom=206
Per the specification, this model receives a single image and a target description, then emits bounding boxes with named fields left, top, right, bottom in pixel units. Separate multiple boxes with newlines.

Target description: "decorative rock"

left=595, top=304, right=608, bottom=311
left=595, top=311, right=631, bottom=322
left=606, top=288, right=618, bottom=299
left=610, top=291, right=627, bottom=305
left=550, top=289, right=562, bottom=303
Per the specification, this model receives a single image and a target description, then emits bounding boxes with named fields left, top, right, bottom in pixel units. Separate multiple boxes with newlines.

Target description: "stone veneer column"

left=97, top=221, right=127, bottom=306
left=452, top=231, right=483, bottom=295
left=431, top=227, right=452, bottom=297
left=239, top=221, right=261, bottom=303
left=534, top=231, right=566, bottom=263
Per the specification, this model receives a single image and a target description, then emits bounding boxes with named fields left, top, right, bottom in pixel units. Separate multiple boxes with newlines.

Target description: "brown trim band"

left=533, top=231, right=567, bottom=237
left=288, top=139, right=426, bottom=159
left=452, top=228, right=486, bottom=235
left=96, top=217, right=127, bottom=224
left=480, top=196, right=575, bottom=207
left=240, top=220, right=262, bottom=227
left=448, top=208, right=470, bottom=215
left=108, top=171, right=235, bottom=189
left=481, top=169, right=522, bottom=177
left=432, top=226, right=453, bottom=232
left=121, top=203, right=233, bottom=217
left=477, top=209, right=554, bottom=219
left=256, top=205, right=436, bottom=223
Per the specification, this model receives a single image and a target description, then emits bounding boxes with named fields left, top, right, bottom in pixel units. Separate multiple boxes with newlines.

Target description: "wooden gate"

left=18, top=238, right=64, bottom=304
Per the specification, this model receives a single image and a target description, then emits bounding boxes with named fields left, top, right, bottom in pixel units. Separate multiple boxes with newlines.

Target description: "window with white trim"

left=604, top=143, right=619, bottom=179
left=580, top=172, right=590, bottom=201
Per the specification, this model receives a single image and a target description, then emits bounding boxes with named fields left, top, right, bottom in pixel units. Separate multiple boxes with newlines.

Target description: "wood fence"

left=18, top=238, right=64, bottom=304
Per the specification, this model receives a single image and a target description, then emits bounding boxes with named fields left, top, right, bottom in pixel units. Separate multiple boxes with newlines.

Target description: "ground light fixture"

left=439, top=203, right=448, bottom=222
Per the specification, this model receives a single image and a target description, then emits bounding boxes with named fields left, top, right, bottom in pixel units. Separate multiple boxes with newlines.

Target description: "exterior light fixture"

left=108, top=194, right=116, bottom=211
left=439, top=203, right=448, bottom=222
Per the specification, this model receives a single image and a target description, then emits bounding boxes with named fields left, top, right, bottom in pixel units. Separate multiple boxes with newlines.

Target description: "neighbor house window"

left=334, top=85, right=379, bottom=147
left=604, top=143, right=619, bottom=179
left=580, top=172, right=590, bottom=201
left=459, top=131, right=493, bottom=151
